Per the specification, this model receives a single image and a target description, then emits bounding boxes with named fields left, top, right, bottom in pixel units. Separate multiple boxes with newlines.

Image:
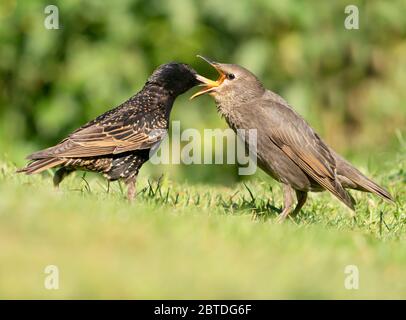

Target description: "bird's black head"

left=147, top=62, right=200, bottom=96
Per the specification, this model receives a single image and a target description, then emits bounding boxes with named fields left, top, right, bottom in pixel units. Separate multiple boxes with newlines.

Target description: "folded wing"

left=28, top=113, right=167, bottom=160
left=260, top=97, right=355, bottom=210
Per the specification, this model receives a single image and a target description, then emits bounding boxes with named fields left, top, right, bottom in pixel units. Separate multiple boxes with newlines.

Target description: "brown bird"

left=18, top=62, right=200, bottom=200
left=192, top=56, right=394, bottom=221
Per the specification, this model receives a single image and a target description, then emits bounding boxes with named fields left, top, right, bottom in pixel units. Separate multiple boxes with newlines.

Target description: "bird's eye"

left=227, top=73, right=235, bottom=80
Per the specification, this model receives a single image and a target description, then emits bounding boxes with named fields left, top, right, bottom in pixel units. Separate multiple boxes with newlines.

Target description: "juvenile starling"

left=192, top=56, right=394, bottom=221
left=18, top=62, right=200, bottom=200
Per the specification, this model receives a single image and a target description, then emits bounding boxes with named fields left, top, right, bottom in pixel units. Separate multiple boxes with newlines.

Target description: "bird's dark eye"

left=227, top=73, right=235, bottom=80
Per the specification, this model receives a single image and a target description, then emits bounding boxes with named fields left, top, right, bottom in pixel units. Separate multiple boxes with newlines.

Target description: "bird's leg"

left=126, top=177, right=137, bottom=202
left=53, top=167, right=75, bottom=189
left=292, top=190, right=308, bottom=216
left=277, top=184, right=295, bottom=223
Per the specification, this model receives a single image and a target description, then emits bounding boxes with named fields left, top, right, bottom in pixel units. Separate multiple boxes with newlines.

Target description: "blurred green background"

left=1, top=0, right=406, bottom=300
left=1, top=0, right=405, bottom=184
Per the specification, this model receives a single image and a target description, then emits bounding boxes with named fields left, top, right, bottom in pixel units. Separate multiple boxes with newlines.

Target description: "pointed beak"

left=191, top=55, right=226, bottom=99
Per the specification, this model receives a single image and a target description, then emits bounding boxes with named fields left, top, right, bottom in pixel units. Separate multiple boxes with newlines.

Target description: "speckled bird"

left=18, top=63, right=200, bottom=200
left=192, top=56, right=394, bottom=221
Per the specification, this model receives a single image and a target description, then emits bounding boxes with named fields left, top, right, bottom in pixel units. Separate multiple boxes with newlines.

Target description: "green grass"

left=0, top=154, right=405, bottom=299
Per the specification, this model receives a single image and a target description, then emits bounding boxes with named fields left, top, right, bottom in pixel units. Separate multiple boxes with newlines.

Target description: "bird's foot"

left=276, top=213, right=287, bottom=224
left=276, top=207, right=292, bottom=223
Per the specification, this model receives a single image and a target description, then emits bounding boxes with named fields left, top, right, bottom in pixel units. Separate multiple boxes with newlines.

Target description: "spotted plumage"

left=18, top=63, right=200, bottom=200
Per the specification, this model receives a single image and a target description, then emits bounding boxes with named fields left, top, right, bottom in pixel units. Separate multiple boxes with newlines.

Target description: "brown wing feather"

left=260, top=96, right=355, bottom=209
left=281, top=145, right=354, bottom=209
left=28, top=122, right=166, bottom=160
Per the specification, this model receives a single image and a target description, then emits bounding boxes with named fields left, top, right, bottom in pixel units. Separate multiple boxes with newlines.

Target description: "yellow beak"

left=191, top=55, right=225, bottom=99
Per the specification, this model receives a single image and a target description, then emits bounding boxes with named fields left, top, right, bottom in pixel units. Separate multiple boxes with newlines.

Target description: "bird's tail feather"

left=343, top=168, right=393, bottom=203
left=16, top=158, right=64, bottom=175
left=332, top=151, right=394, bottom=203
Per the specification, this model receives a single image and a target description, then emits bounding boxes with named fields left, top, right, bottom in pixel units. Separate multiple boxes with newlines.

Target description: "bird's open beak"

left=191, top=55, right=226, bottom=99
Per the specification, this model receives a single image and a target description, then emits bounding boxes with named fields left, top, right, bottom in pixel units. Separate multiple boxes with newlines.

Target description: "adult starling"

left=192, top=56, right=394, bottom=221
left=18, top=62, right=200, bottom=200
